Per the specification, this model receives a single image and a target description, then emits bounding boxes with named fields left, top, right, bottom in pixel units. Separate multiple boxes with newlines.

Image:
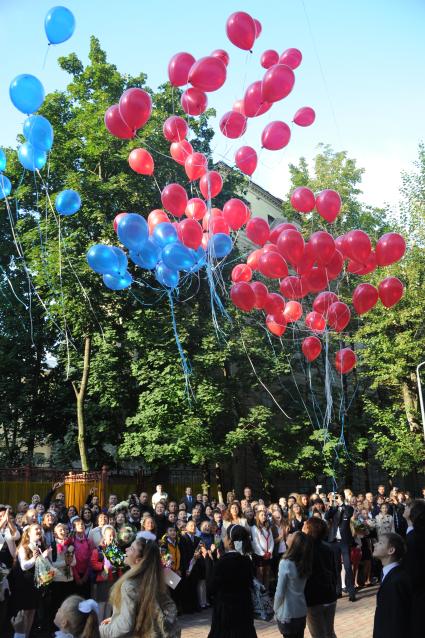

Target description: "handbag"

left=251, top=577, right=274, bottom=621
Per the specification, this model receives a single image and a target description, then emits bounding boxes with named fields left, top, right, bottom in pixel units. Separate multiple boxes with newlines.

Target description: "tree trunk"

left=402, top=376, right=421, bottom=433
left=215, top=463, right=224, bottom=504
left=72, top=336, right=91, bottom=472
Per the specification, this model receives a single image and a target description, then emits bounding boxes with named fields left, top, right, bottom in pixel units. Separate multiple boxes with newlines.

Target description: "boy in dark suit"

left=373, top=532, right=412, bottom=638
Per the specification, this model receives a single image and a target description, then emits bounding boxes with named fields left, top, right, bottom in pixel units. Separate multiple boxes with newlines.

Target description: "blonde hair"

left=18, top=523, right=45, bottom=560
left=109, top=539, right=166, bottom=637
left=60, top=595, right=100, bottom=638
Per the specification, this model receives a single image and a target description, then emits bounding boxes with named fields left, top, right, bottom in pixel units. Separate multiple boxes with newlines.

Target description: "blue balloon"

left=0, top=175, right=12, bottom=200
left=9, top=74, right=45, bottom=114
left=155, top=262, right=180, bottom=289
left=87, top=244, right=119, bottom=275
left=162, top=241, right=196, bottom=272
left=190, top=246, right=206, bottom=272
left=130, top=239, right=160, bottom=270
left=0, top=150, right=6, bottom=172
left=111, top=247, right=128, bottom=275
left=18, top=142, right=47, bottom=172
left=117, top=213, right=149, bottom=251
left=152, top=222, right=179, bottom=249
left=103, top=271, right=133, bottom=291
left=55, top=189, right=81, bottom=216
left=209, top=233, right=233, bottom=258
left=45, top=6, right=76, bottom=44
left=23, top=115, right=54, bottom=151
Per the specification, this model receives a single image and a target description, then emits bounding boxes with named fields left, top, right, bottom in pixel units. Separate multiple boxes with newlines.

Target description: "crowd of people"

left=0, top=481, right=424, bottom=638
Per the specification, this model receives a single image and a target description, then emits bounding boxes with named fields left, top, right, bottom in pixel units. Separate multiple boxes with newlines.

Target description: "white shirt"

left=382, top=561, right=399, bottom=582
left=406, top=526, right=414, bottom=535
left=152, top=491, right=168, bottom=507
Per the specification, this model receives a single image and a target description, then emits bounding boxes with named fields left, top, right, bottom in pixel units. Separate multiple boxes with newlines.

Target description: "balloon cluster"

left=230, top=188, right=406, bottom=374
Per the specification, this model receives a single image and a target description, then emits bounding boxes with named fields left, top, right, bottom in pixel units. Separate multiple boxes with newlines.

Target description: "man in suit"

left=325, top=491, right=356, bottom=601
left=403, top=500, right=425, bottom=638
left=373, top=532, right=412, bottom=638
left=180, top=520, right=201, bottom=612
left=180, top=486, right=196, bottom=514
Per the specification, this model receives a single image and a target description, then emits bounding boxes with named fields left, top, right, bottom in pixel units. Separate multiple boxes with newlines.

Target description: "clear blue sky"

left=1, top=0, right=424, bottom=209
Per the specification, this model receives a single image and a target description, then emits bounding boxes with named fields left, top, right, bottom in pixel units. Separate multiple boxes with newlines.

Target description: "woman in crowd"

left=137, top=515, right=157, bottom=540
left=99, top=538, right=180, bottom=637
left=288, top=503, right=306, bottom=533
left=71, top=516, right=92, bottom=598
left=81, top=507, right=95, bottom=538
left=271, top=507, right=288, bottom=576
left=204, top=524, right=257, bottom=638
left=274, top=531, right=313, bottom=638
left=88, top=512, right=109, bottom=548
left=251, top=509, right=274, bottom=589
left=0, top=506, right=19, bottom=630
left=221, top=502, right=247, bottom=538
left=51, top=523, right=76, bottom=617
left=91, top=525, right=125, bottom=621
left=12, top=523, right=52, bottom=638
left=67, top=506, right=78, bottom=527
left=374, top=502, right=395, bottom=537
left=42, top=511, right=56, bottom=548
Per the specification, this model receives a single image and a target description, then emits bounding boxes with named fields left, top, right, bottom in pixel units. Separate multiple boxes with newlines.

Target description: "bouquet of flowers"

left=159, top=546, right=173, bottom=570
left=352, top=519, right=369, bottom=536
left=34, top=555, right=55, bottom=588
left=103, top=542, right=125, bottom=570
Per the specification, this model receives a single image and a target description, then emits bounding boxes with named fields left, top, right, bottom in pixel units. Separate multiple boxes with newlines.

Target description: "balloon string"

left=167, top=290, right=193, bottom=399
left=57, top=216, right=71, bottom=379
left=0, top=265, right=28, bottom=309
left=42, top=44, right=50, bottom=70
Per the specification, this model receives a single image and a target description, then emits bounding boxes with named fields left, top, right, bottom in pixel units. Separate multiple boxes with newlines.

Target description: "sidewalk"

left=180, top=586, right=377, bottom=637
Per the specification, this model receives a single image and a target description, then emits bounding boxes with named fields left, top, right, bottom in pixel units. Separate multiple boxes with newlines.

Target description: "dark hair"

left=410, top=499, right=425, bottom=534
left=223, top=502, right=243, bottom=522
left=227, top=524, right=252, bottom=554
left=304, top=517, right=328, bottom=540
left=282, top=531, right=313, bottom=578
left=381, top=533, right=406, bottom=561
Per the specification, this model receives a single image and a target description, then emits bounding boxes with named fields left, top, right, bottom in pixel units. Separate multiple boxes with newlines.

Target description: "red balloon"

left=344, top=230, right=372, bottom=264
left=247, top=248, right=263, bottom=270
left=226, top=11, right=256, bottom=51
left=231, top=264, right=252, bottom=283
left=253, top=18, right=262, bottom=38
left=295, top=243, right=315, bottom=276
left=302, top=336, right=322, bottom=362
left=178, top=218, right=203, bottom=249
left=277, top=229, right=305, bottom=265
left=325, top=250, right=344, bottom=280
left=235, top=146, right=257, bottom=176
left=261, top=50, right=279, bottom=69
left=210, top=217, right=230, bottom=235
left=305, top=311, right=326, bottom=333
left=219, top=111, right=247, bottom=138
left=261, top=121, right=291, bottom=150
left=263, top=292, right=285, bottom=315
left=279, top=276, right=305, bottom=300
left=185, top=153, right=207, bottom=181
left=309, top=231, right=336, bottom=266
left=185, top=198, right=207, bottom=220
left=313, top=292, right=339, bottom=316
left=201, top=232, right=209, bottom=250
left=334, top=235, right=348, bottom=257
left=170, top=140, right=193, bottom=165
left=230, top=282, right=256, bottom=311
left=266, top=314, right=287, bottom=337
left=199, top=171, right=223, bottom=200
left=251, top=281, right=268, bottom=308
left=290, top=187, right=315, bottom=213
left=223, top=198, right=250, bottom=230
left=202, top=207, right=223, bottom=230
left=128, top=148, right=154, bottom=175
left=161, top=184, right=188, bottom=217
left=119, top=88, right=152, bottom=132
left=148, top=209, right=169, bottom=233
left=347, top=251, right=377, bottom=276
left=375, top=233, right=406, bottom=266
left=304, top=266, right=328, bottom=292
left=378, top=277, right=404, bottom=308
left=163, top=116, right=188, bottom=142
left=113, top=212, right=127, bottom=233
left=189, top=56, right=227, bottom=92
left=168, top=52, right=196, bottom=86
left=181, top=88, right=208, bottom=116
left=244, top=81, right=272, bottom=118
left=335, top=348, right=357, bottom=374
left=283, top=300, right=303, bottom=323
left=232, top=99, right=246, bottom=115
left=279, top=48, right=302, bottom=69
left=327, top=302, right=351, bottom=332
left=352, top=283, right=379, bottom=315
left=315, top=190, right=342, bottom=223
left=293, top=106, right=316, bottom=127
left=211, top=49, right=229, bottom=66
left=104, top=104, right=133, bottom=139
left=246, top=217, right=270, bottom=246
left=262, top=243, right=280, bottom=254
left=262, top=64, right=295, bottom=103
left=269, top=222, right=297, bottom=244
left=258, top=252, right=288, bottom=279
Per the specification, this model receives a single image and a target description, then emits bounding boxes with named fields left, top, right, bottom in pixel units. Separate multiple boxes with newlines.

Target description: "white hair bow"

left=78, top=599, right=99, bottom=615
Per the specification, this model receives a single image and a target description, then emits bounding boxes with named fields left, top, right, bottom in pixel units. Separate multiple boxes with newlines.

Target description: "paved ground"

left=180, top=586, right=377, bottom=637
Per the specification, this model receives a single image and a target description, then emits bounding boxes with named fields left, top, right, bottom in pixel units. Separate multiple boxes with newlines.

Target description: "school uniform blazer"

left=373, top=565, right=412, bottom=638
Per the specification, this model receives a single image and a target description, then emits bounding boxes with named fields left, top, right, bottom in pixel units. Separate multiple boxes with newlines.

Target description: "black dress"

left=206, top=552, right=257, bottom=638
left=11, top=551, right=40, bottom=611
